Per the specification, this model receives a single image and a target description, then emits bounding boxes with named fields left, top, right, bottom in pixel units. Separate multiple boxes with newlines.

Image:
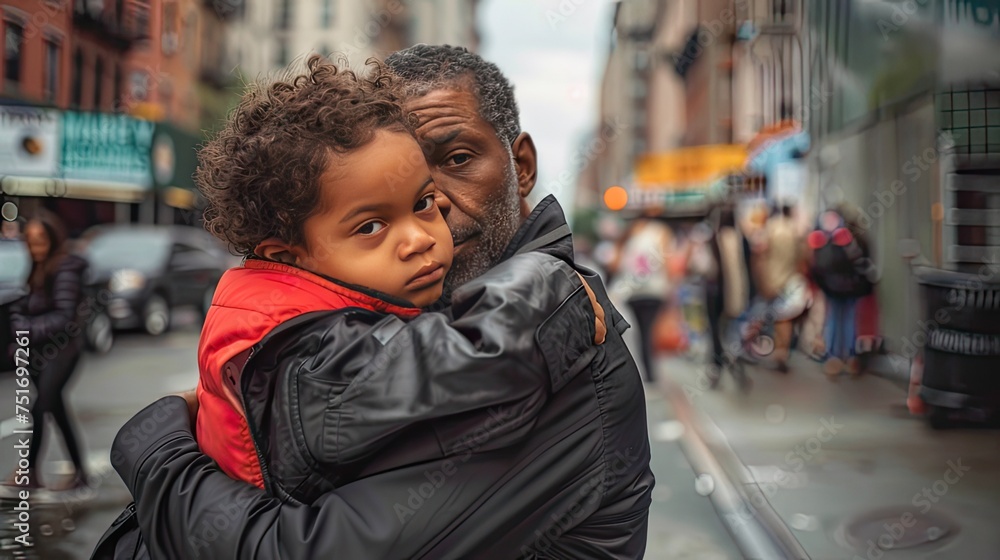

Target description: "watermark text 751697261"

left=10, top=329, right=35, bottom=549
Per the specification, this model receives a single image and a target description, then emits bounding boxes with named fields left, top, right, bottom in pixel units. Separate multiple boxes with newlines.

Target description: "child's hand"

left=174, top=388, right=200, bottom=427
left=577, top=272, right=607, bottom=345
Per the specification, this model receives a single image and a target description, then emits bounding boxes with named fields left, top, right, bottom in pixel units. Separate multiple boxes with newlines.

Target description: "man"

left=108, top=45, right=653, bottom=559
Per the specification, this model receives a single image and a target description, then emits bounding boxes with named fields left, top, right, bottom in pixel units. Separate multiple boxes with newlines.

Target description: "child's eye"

left=414, top=194, right=436, bottom=213
left=357, top=221, right=386, bottom=236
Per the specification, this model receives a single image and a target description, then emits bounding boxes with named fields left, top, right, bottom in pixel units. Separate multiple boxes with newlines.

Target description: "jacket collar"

left=242, top=258, right=420, bottom=316
left=500, top=195, right=575, bottom=265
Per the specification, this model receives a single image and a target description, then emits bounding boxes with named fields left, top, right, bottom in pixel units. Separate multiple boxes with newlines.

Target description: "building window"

left=321, top=0, right=334, bottom=29
left=4, top=21, right=23, bottom=87
left=278, top=0, right=293, bottom=30
left=129, top=70, right=149, bottom=102
left=44, top=41, right=60, bottom=102
left=72, top=48, right=84, bottom=107
left=163, top=1, right=179, bottom=55
left=132, top=2, right=151, bottom=38
left=94, top=56, right=105, bottom=109
left=113, top=63, right=122, bottom=111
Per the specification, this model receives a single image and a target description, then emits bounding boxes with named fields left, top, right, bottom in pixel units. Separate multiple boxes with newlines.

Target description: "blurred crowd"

left=597, top=199, right=883, bottom=391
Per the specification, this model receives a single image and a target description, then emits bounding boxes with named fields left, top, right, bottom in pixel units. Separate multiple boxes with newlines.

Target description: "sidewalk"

left=657, top=352, right=1000, bottom=559
left=0, top=324, right=202, bottom=560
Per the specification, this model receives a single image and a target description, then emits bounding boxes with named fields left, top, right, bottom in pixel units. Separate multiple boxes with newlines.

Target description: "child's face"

left=297, top=130, right=454, bottom=307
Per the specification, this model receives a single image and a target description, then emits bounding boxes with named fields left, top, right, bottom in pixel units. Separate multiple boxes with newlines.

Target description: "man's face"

left=406, top=88, right=523, bottom=294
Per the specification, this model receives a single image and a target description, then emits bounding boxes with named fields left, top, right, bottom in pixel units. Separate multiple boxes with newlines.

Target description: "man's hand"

left=577, top=272, right=607, bottom=345
left=174, top=389, right=199, bottom=427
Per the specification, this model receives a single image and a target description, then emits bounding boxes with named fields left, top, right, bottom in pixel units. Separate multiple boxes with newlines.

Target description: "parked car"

left=0, top=240, right=30, bottom=371
left=0, top=237, right=116, bottom=355
left=82, top=225, right=237, bottom=336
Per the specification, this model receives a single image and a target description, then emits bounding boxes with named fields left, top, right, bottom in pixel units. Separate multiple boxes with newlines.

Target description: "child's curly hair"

left=197, top=54, right=408, bottom=256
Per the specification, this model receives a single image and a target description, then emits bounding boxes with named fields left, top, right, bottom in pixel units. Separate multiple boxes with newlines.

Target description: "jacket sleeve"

left=10, top=262, right=83, bottom=343
left=112, top=397, right=452, bottom=560
left=297, top=251, right=598, bottom=469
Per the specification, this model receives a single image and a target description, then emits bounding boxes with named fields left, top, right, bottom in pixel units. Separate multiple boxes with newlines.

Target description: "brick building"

left=1, top=0, right=73, bottom=107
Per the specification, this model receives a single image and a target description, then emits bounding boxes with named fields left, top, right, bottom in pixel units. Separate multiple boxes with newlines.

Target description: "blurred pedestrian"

left=609, top=213, right=675, bottom=382
left=4, top=210, right=89, bottom=489
left=807, top=207, right=877, bottom=377
left=753, top=203, right=807, bottom=372
left=702, top=204, right=752, bottom=390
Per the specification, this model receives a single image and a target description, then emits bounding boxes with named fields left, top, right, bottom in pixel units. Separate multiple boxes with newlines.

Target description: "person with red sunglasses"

left=807, top=209, right=877, bottom=377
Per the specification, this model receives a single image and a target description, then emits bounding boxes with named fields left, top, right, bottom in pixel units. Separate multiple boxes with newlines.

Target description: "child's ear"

left=254, top=238, right=301, bottom=265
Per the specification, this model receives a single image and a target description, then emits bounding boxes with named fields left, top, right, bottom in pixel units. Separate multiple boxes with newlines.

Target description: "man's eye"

left=414, top=194, right=436, bottom=213
left=357, top=221, right=386, bottom=236
left=447, top=153, right=471, bottom=166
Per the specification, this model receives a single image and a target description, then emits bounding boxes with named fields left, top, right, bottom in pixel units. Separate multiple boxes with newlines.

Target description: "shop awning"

left=0, top=176, right=147, bottom=202
left=634, top=144, right=749, bottom=190
left=746, top=120, right=809, bottom=173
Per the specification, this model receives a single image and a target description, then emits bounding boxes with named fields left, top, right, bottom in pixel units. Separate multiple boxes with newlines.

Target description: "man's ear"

left=254, top=238, right=301, bottom=265
left=511, top=132, right=537, bottom=206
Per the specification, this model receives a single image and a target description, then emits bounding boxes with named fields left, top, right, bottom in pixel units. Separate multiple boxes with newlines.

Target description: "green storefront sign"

left=61, top=111, right=155, bottom=187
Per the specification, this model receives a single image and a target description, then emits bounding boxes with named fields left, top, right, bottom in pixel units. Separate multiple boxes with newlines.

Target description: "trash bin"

left=915, top=266, right=1000, bottom=428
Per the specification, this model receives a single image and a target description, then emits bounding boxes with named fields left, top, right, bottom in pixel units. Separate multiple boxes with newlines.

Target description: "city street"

left=656, top=352, right=1000, bottom=560
left=0, top=312, right=744, bottom=560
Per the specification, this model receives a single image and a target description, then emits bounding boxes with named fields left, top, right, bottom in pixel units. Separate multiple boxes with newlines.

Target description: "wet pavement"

left=657, top=352, right=1000, bottom=559
left=643, top=386, right=743, bottom=559
left=0, top=314, right=201, bottom=560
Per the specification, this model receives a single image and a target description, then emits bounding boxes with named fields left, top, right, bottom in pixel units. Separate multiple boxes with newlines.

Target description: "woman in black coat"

left=7, top=210, right=89, bottom=489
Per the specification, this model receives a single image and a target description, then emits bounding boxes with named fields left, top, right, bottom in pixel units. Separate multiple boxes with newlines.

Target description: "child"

left=194, top=56, right=602, bottom=505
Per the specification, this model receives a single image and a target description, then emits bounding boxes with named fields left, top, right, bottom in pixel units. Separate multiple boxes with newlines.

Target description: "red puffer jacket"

left=196, top=258, right=420, bottom=488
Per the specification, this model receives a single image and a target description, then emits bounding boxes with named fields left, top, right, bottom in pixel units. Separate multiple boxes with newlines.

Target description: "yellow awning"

left=634, top=144, right=747, bottom=189
left=163, top=186, right=198, bottom=209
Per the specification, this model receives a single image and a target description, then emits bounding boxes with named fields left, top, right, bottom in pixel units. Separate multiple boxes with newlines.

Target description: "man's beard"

left=442, top=164, right=521, bottom=296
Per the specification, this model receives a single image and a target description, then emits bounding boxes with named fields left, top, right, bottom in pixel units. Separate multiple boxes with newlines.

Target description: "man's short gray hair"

left=385, top=44, right=521, bottom=146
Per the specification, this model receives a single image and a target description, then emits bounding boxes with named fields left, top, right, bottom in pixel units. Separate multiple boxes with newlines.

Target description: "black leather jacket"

left=110, top=197, right=654, bottom=560
left=246, top=250, right=597, bottom=505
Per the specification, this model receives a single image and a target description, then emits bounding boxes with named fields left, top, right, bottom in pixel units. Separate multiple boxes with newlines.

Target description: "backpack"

left=807, top=211, right=875, bottom=298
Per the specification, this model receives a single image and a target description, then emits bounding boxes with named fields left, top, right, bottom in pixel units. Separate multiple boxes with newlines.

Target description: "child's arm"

left=290, top=252, right=597, bottom=473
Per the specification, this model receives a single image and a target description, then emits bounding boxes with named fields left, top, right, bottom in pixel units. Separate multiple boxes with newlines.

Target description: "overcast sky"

left=478, top=0, right=615, bottom=210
